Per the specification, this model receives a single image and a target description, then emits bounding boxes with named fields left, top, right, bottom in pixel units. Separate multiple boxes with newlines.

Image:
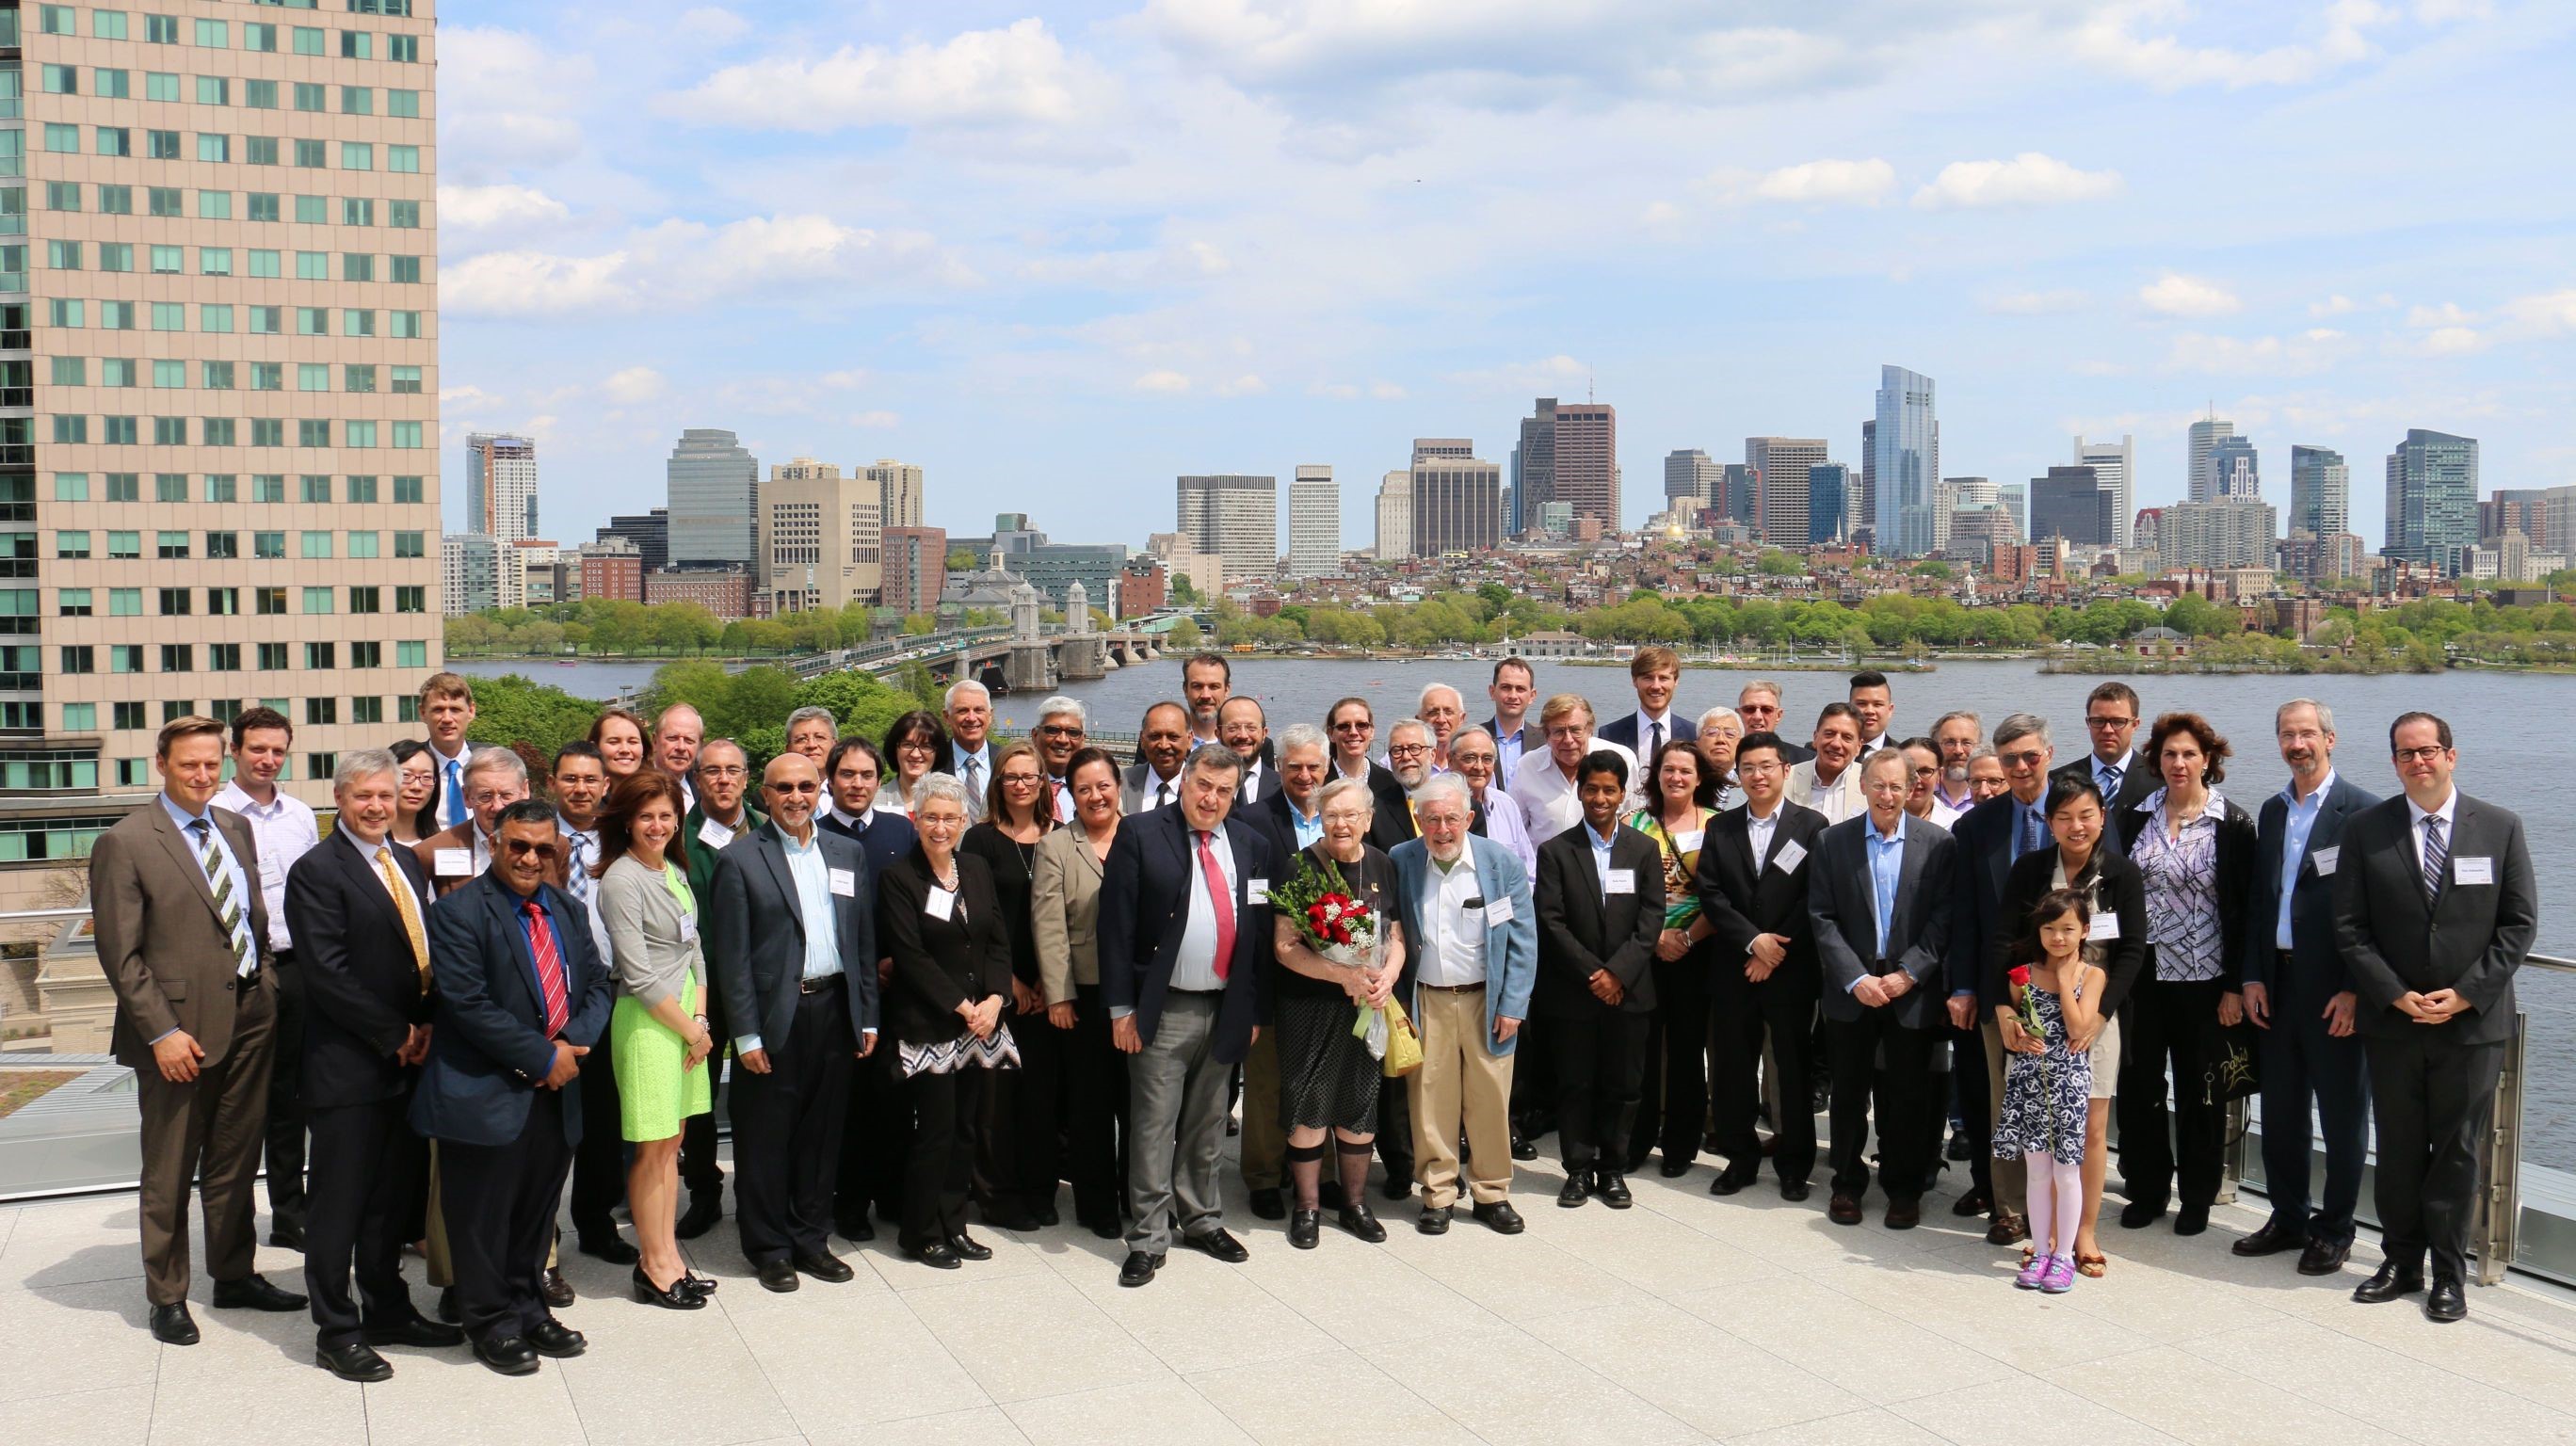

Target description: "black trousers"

left=302, top=1093, right=428, bottom=1348
left=2366, top=1030, right=2504, bottom=1282
left=1064, top=985, right=1130, bottom=1224
left=681, top=974, right=730, bottom=1199
left=1630, top=952, right=1713, bottom=1168
left=836, top=1023, right=911, bottom=1229
left=2255, top=967, right=2372, bottom=1245
left=1510, top=1017, right=1556, bottom=1138
left=1826, top=1009, right=1935, bottom=1200
left=1711, top=976, right=1819, bottom=1183
left=1376, top=1071, right=1414, bottom=1187
left=568, top=1028, right=626, bottom=1240
left=732, top=987, right=856, bottom=1265
left=1549, top=1010, right=1650, bottom=1172
left=1951, top=1008, right=1994, bottom=1197
left=262, top=950, right=309, bottom=1232
left=2116, top=974, right=2228, bottom=1211
left=901, top=1068, right=986, bottom=1252
left=438, top=1100, right=572, bottom=1345
left=980, top=996, right=1066, bottom=1214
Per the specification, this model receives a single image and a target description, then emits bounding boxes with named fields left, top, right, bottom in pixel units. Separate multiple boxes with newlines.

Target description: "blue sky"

left=437, top=0, right=2576, bottom=554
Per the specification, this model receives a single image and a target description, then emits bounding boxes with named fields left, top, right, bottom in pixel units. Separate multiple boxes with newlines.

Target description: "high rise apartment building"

left=666, top=426, right=757, bottom=568
left=11, top=0, right=443, bottom=837
left=2289, top=444, right=2349, bottom=538
left=878, top=525, right=946, bottom=617
left=1871, top=365, right=1939, bottom=555
left=756, top=457, right=880, bottom=616
left=2186, top=415, right=2235, bottom=503
left=2383, top=428, right=2478, bottom=570
left=1746, top=436, right=1826, bottom=546
left=1285, top=463, right=1340, bottom=578
left=2072, top=434, right=2133, bottom=546
left=464, top=431, right=535, bottom=541
left=1174, top=473, right=1276, bottom=581
left=1410, top=454, right=1501, bottom=556
left=1374, top=470, right=1410, bottom=561
left=1549, top=401, right=1617, bottom=532
left=864, top=458, right=922, bottom=529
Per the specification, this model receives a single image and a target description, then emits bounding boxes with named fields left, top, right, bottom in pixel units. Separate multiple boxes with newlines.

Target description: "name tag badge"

left=1247, top=877, right=1270, bottom=906
left=679, top=915, right=700, bottom=943
left=433, top=847, right=471, bottom=877
left=1604, top=868, right=1637, bottom=895
left=1486, top=894, right=1516, bottom=924
left=2309, top=845, right=2339, bottom=877
left=2088, top=912, right=2120, bottom=942
left=925, top=887, right=956, bottom=922
left=2455, top=856, right=2494, bottom=887
left=697, top=820, right=733, bottom=849
left=1673, top=829, right=1705, bottom=854
left=1772, top=840, right=1808, bottom=875
left=829, top=867, right=858, bottom=898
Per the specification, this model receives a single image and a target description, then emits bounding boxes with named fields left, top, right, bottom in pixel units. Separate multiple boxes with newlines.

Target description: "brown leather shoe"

left=1827, top=1193, right=1863, bottom=1226
left=1986, top=1211, right=2030, bottom=1245
left=1884, top=1198, right=1921, bottom=1230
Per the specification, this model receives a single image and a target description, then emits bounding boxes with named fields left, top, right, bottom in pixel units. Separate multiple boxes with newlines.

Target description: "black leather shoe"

left=979, top=1204, right=1041, bottom=1232
left=2174, top=1203, right=2211, bottom=1237
left=1556, top=1175, right=1589, bottom=1208
left=1658, top=1155, right=1694, bottom=1180
left=945, top=1233, right=993, bottom=1262
left=1472, top=1200, right=1526, bottom=1235
left=1289, top=1210, right=1321, bottom=1249
left=795, top=1250, right=856, bottom=1282
left=1946, top=1131, right=1974, bottom=1162
left=1884, top=1197, right=1921, bottom=1230
left=1595, top=1171, right=1634, bottom=1210
left=1248, top=1188, right=1287, bottom=1221
left=1379, top=1175, right=1410, bottom=1202
left=1117, top=1250, right=1163, bottom=1288
left=2352, top=1260, right=2425, bottom=1304
left=2297, top=1238, right=2353, bottom=1277
left=1416, top=1206, right=1451, bottom=1236
left=1510, top=1133, right=1538, bottom=1161
left=1827, top=1194, right=1864, bottom=1226
left=363, top=1316, right=466, bottom=1348
left=435, top=1288, right=459, bottom=1325
left=1338, top=1205, right=1388, bottom=1243
left=269, top=1223, right=306, bottom=1251
left=905, top=1243, right=961, bottom=1270
left=539, top=1268, right=573, bottom=1309
left=2424, top=1275, right=2468, bottom=1323
left=1779, top=1179, right=1812, bottom=1203
left=756, top=1259, right=801, bottom=1292
left=1082, top=1212, right=1122, bottom=1241
left=1034, top=1203, right=1061, bottom=1228
left=1182, top=1229, right=1249, bottom=1263
left=837, top=1215, right=877, bottom=1244
left=2118, top=1197, right=2168, bottom=1229
left=674, top=1192, right=723, bottom=1240
left=473, top=1334, right=539, bottom=1376
left=577, top=1232, right=640, bottom=1265
left=1953, top=1189, right=1993, bottom=1218
left=1710, top=1167, right=1757, bottom=1197
left=213, top=1273, right=308, bottom=1311
left=2233, top=1219, right=2311, bottom=1258
left=316, top=1342, right=394, bottom=1381
left=527, top=1320, right=586, bottom=1358
left=150, top=1302, right=200, bottom=1345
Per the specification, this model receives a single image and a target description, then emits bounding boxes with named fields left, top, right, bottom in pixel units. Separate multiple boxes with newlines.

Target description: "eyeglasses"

left=502, top=839, right=560, bottom=860
left=897, top=741, right=934, bottom=755
left=1038, top=725, right=1084, bottom=739
left=1330, top=720, right=1372, bottom=732
left=1999, top=749, right=2047, bottom=768
left=700, top=765, right=748, bottom=779
left=1736, top=760, right=1783, bottom=776
left=1450, top=752, right=1495, bottom=767
left=765, top=779, right=820, bottom=795
left=1001, top=772, right=1043, bottom=787
left=1387, top=744, right=1429, bottom=759
left=2393, top=746, right=2448, bottom=763
left=2085, top=715, right=2135, bottom=730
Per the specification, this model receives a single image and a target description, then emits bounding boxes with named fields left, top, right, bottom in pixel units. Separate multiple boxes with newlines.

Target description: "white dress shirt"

left=1237, top=759, right=1268, bottom=802
left=1745, top=803, right=1781, bottom=871
left=2405, top=788, right=2458, bottom=876
left=1507, top=739, right=1638, bottom=845
left=212, top=780, right=318, bottom=952
left=1786, top=758, right=1865, bottom=824
left=1170, top=821, right=1237, bottom=994
left=1473, top=786, right=1538, bottom=880
left=1632, top=708, right=1680, bottom=758
left=1415, top=851, right=1489, bottom=988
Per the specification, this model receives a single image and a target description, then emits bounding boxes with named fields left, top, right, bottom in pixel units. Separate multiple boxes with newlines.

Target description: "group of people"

left=86, top=649, right=2536, bottom=1379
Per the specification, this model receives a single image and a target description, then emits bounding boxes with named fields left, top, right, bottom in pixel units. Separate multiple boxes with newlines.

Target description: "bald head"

left=761, top=751, right=823, bottom=832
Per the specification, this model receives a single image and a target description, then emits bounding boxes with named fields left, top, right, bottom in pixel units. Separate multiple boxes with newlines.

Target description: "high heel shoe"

left=632, top=1265, right=709, bottom=1310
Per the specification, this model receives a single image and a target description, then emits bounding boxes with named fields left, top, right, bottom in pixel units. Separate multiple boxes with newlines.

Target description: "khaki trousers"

left=1982, top=1016, right=2027, bottom=1215
left=1408, top=986, right=1516, bottom=1209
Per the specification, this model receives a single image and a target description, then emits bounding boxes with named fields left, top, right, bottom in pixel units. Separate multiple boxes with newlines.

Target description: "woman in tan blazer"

left=1031, top=747, right=1127, bottom=1239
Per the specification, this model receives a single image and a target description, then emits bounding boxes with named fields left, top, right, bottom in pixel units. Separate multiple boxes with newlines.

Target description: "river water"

left=461, top=653, right=2574, bottom=1167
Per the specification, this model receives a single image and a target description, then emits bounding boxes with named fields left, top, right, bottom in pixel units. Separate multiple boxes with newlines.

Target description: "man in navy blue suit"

left=411, top=800, right=612, bottom=1376
left=1594, top=645, right=1698, bottom=762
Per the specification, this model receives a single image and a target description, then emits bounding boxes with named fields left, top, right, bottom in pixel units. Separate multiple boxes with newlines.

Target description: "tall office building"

left=1872, top=365, right=1940, bottom=555
left=2162, top=499, right=2278, bottom=570
left=1718, top=464, right=1757, bottom=526
left=2383, top=428, right=2479, bottom=570
left=2207, top=436, right=2260, bottom=500
left=1859, top=419, right=1876, bottom=538
left=464, top=433, right=538, bottom=542
left=2030, top=465, right=2115, bottom=546
left=2072, top=435, right=2134, bottom=546
left=1286, top=464, right=1341, bottom=579
left=1175, top=474, right=1278, bottom=580
left=2186, top=414, right=2235, bottom=502
left=667, top=427, right=759, bottom=568
left=1374, top=471, right=1412, bottom=561
left=598, top=508, right=669, bottom=573
left=864, top=458, right=924, bottom=529
left=12, top=1, right=442, bottom=832
left=879, top=526, right=948, bottom=616
left=1412, top=438, right=1473, bottom=464
left=757, top=458, right=881, bottom=615
left=1512, top=399, right=1556, bottom=537
left=1934, top=476, right=1997, bottom=555
left=1410, top=455, right=1503, bottom=556
left=1747, top=437, right=1827, bottom=546
left=1550, top=402, right=1618, bottom=531
left=1808, top=465, right=1850, bottom=546
left=1664, top=449, right=1721, bottom=510
left=2288, top=445, right=2349, bottom=538
left=442, top=534, right=500, bottom=618
left=1998, top=481, right=2029, bottom=538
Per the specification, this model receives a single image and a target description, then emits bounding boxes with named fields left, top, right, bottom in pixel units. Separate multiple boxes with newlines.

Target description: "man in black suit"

left=818, top=736, right=911, bottom=1243
left=1122, top=701, right=1195, bottom=814
left=1369, top=718, right=1434, bottom=853
left=1242, top=724, right=1330, bottom=1219
left=2234, top=699, right=2379, bottom=1279
left=1696, top=731, right=1828, bottom=1199
left=1944, top=712, right=2057, bottom=1246
left=1219, top=696, right=1281, bottom=803
left=1482, top=656, right=1548, bottom=783
left=1810, top=748, right=1956, bottom=1230
left=411, top=801, right=612, bottom=1375
left=1736, top=681, right=1814, bottom=764
left=708, top=753, right=880, bottom=1293
left=1099, top=746, right=1275, bottom=1288
left=1595, top=645, right=1698, bottom=759
left=1532, top=750, right=1663, bottom=1210
left=284, top=750, right=461, bottom=1381
left=2051, top=681, right=2156, bottom=828
left=2334, top=711, right=2536, bottom=1324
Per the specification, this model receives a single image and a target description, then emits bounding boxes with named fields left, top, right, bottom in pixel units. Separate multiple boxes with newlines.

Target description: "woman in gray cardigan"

left=1031, top=747, right=1127, bottom=1239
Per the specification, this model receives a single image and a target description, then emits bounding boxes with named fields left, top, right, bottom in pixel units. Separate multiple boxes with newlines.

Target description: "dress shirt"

left=1138, top=767, right=1183, bottom=811
left=1859, top=811, right=1907, bottom=981
left=1472, top=787, right=1537, bottom=879
left=212, top=780, right=318, bottom=952
left=1237, top=759, right=1267, bottom=802
left=1786, top=758, right=1864, bottom=824
left=1586, top=820, right=1618, bottom=901
left=1507, top=739, right=1636, bottom=845
left=1284, top=797, right=1323, bottom=851
left=954, top=743, right=991, bottom=809
left=504, top=882, right=566, bottom=1033
left=2405, top=788, right=2458, bottom=876
left=1746, top=804, right=1781, bottom=872
left=557, top=818, right=601, bottom=898
left=1859, top=733, right=1892, bottom=758
left=2274, top=769, right=2336, bottom=950
left=1333, top=757, right=1372, bottom=783
left=430, top=742, right=470, bottom=831
left=1928, top=798, right=1966, bottom=830
left=735, top=826, right=861, bottom=1057
left=160, top=792, right=258, bottom=977
left=1416, top=851, right=1489, bottom=988
left=1493, top=723, right=1531, bottom=780
left=1048, top=774, right=1076, bottom=825
left=362, top=838, right=425, bottom=956
left=2090, top=752, right=2130, bottom=798
left=1169, top=821, right=1238, bottom=995
left=1934, top=783, right=1976, bottom=814
left=2010, top=794, right=2048, bottom=861
left=1633, top=708, right=1678, bottom=758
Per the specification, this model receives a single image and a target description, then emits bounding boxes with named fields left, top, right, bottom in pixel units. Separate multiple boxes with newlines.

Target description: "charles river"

left=462, top=654, right=2575, bottom=1170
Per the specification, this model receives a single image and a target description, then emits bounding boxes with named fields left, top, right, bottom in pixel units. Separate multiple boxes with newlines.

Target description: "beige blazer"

left=1030, top=823, right=1112, bottom=1004
left=89, top=800, right=276, bottom=1069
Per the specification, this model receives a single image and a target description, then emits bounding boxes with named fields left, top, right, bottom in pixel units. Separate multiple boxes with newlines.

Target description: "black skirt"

left=1276, top=993, right=1382, bottom=1134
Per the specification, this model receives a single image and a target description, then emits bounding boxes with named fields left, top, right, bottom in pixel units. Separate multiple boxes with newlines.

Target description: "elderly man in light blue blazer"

left=1390, top=774, right=1538, bottom=1237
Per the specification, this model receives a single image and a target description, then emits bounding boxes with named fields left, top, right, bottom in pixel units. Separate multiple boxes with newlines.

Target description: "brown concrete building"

left=646, top=568, right=749, bottom=620
left=1550, top=402, right=1618, bottom=533
left=879, top=525, right=946, bottom=617
left=579, top=538, right=643, bottom=603
left=1116, top=554, right=1166, bottom=617
left=757, top=457, right=881, bottom=617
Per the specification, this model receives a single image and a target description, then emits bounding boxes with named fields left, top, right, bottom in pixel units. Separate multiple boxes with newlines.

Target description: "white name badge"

left=1771, top=840, right=1808, bottom=875
left=925, top=887, right=957, bottom=922
left=1674, top=829, right=1705, bottom=854
left=2088, top=912, right=2121, bottom=941
left=1604, top=868, right=1637, bottom=895
left=434, top=847, right=471, bottom=877
left=829, top=867, right=858, bottom=898
left=679, top=915, right=700, bottom=943
left=2310, top=845, right=2339, bottom=876
left=697, top=819, right=733, bottom=849
left=1247, top=878, right=1269, bottom=905
left=1486, top=894, right=1516, bottom=924
left=2455, top=856, right=2494, bottom=887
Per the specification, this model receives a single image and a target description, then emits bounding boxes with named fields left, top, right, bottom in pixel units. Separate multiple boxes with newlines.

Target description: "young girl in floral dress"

left=1994, top=888, right=2106, bottom=1294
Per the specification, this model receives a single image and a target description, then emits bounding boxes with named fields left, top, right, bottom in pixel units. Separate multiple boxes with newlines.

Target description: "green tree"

left=1756, top=550, right=1803, bottom=577
left=1167, top=616, right=1203, bottom=650
left=465, top=673, right=609, bottom=761
left=947, top=549, right=979, bottom=571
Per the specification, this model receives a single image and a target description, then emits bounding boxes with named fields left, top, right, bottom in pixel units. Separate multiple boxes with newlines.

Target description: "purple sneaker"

left=2014, top=1254, right=2051, bottom=1290
left=2040, top=1255, right=2077, bottom=1294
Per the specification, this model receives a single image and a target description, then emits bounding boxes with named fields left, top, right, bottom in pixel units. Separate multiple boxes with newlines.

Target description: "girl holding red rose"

left=1994, top=889, right=2105, bottom=1294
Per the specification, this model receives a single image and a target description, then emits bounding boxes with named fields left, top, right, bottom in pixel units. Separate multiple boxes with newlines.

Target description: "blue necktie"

left=443, top=759, right=464, bottom=826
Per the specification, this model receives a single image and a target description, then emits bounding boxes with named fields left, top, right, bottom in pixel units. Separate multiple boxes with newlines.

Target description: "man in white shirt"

left=1416, top=684, right=1467, bottom=773
left=1122, top=702, right=1193, bottom=813
left=1446, top=728, right=1536, bottom=881
left=418, top=673, right=477, bottom=833
left=1598, top=645, right=1697, bottom=763
left=652, top=703, right=703, bottom=815
left=1786, top=704, right=1866, bottom=824
left=412, top=748, right=527, bottom=899
left=1484, top=657, right=1543, bottom=782
left=1033, top=696, right=1087, bottom=824
left=1219, top=696, right=1278, bottom=803
left=213, top=707, right=321, bottom=1248
left=944, top=681, right=995, bottom=821
left=1507, top=694, right=1637, bottom=845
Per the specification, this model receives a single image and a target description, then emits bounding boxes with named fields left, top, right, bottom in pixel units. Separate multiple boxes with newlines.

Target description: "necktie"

left=523, top=898, right=571, bottom=1036
left=191, top=821, right=254, bottom=975
left=378, top=844, right=428, bottom=981
left=2422, top=815, right=2447, bottom=903
left=1158, top=782, right=1173, bottom=810
left=2016, top=806, right=2041, bottom=860
left=1650, top=720, right=1664, bottom=758
left=443, top=759, right=464, bottom=826
left=961, top=753, right=981, bottom=800
left=563, top=832, right=592, bottom=906
left=1195, top=830, right=1235, bottom=981
left=2100, top=762, right=2124, bottom=799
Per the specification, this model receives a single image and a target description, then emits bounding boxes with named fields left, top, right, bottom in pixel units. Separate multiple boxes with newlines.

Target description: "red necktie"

left=1195, top=830, right=1235, bottom=981
left=523, top=898, right=571, bottom=1036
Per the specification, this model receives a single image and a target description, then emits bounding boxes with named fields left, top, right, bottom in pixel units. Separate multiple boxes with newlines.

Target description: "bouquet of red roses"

left=1271, top=853, right=1378, bottom=967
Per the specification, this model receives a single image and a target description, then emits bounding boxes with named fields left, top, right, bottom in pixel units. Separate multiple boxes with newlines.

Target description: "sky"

left=436, top=0, right=2576, bottom=554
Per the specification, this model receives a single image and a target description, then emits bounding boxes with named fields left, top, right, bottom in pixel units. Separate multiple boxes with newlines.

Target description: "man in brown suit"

left=412, top=747, right=529, bottom=900
left=90, top=716, right=309, bottom=1343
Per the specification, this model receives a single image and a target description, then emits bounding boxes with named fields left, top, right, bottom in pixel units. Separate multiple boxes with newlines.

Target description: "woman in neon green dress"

left=597, top=769, right=716, bottom=1309
left=1623, top=739, right=1723, bottom=1176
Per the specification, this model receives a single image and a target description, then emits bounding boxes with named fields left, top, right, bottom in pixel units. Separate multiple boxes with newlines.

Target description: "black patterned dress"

left=1993, top=975, right=2094, bottom=1167
left=1273, top=844, right=1394, bottom=1134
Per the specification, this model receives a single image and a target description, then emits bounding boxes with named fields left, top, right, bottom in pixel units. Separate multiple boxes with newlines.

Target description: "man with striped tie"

left=89, top=716, right=307, bottom=1344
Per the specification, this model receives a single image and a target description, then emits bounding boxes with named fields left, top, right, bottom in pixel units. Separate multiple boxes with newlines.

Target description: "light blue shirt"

left=2092, top=753, right=2130, bottom=799
left=736, top=826, right=868, bottom=1057
left=2275, top=769, right=2335, bottom=951
left=1170, top=821, right=1237, bottom=994
left=1287, top=798, right=1323, bottom=851
left=1863, top=811, right=1907, bottom=972
left=161, top=793, right=256, bottom=976
left=2012, top=794, right=2048, bottom=861
left=1586, top=819, right=1618, bottom=899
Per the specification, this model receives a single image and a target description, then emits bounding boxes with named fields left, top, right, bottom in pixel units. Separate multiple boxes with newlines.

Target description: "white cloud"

left=2309, top=294, right=2357, bottom=316
left=1912, top=153, right=2122, bottom=209
left=2499, top=288, right=2576, bottom=336
left=2069, top=1, right=2395, bottom=91
left=443, top=214, right=974, bottom=318
left=2138, top=273, right=2242, bottom=317
left=1446, top=354, right=1591, bottom=392
left=602, top=366, right=667, bottom=406
left=1215, top=374, right=1268, bottom=396
left=847, top=410, right=902, bottom=428
left=2165, top=329, right=2352, bottom=375
left=440, top=28, right=592, bottom=175
left=1748, top=157, right=1896, bottom=205
left=1981, top=288, right=2090, bottom=315
left=444, top=249, right=638, bottom=317
left=676, top=7, right=749, bottom=41
left=1370, top=381, right=1408, bottom=400
left=436, top=183, right=572, bottom=233
left=2420, top=326, right=2484, bottom=355
left=2406, top=301, right=2478, bottom=328
left=1133, top=370, right=1193, bottom=394
left=662, top=20, right=1097, bottom=132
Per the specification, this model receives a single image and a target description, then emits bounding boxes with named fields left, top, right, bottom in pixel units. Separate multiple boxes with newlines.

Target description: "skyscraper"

left=2163, top=499, right=2278, bottom=570
left=465, top=433, right=539, bottom=543
left=1176, top=474, right=1278, bottom=580
left=1550, top=402, right=1618, bottom=531
left=2187, top=414, right=2235, bottom=503
left=1513, top=399, right=1556, bottom=537
left=1747, top=437, right=1827, bottom=546
left=19, top=1, right=441, bottom=825
left=2073, top=435, right=2135, bottom=546
left=2207, top=436, right=2260, bottom=500
left=667, top=428, right=760, bottom=568
left=1411, top=455, right=1503, bottom=556
left=757, top=458, right=882, bottom=615
left=1872, top=365, right=1940, bottom=555
left=1665, top=449, right=1721, bottom=511
left=865, top=459, right=925, bottom=529
left=2030, top=465, right=2115, bottom=546
left=1412, top=438, right=1473, bottom=463
left=2289, top=445, right=2350, bottom=538
left=1719, top=464, right=1758, bottom=526
left=2383, top=429, right=2479, bottom=570
left=598, top=508, right=670, bottom=573
left=1808, top=465, right=1850, bottom=546
left=1998, top=481, right=2030, bottom=538
left=1375, top=471, right=1413, bottom=561
left=1286, top=465, right=1341, bottom=579
left=1860, top=419, right=1876, bottom=538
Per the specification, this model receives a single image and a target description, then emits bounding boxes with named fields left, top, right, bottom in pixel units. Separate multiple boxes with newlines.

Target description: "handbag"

left=1380, top=996, right=1424, bottom=1079
left=2204, top=1020, right=2261, bottom=1105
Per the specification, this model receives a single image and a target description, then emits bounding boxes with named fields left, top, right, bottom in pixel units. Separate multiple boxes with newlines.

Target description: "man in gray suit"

left=1809, top=748, right=1956, bottom=1231
left=707, top=753, right=880, bottom=1293
left=90, top=716, right=307, bottom=1343
left=1121, top=701, right=1194, bottom=814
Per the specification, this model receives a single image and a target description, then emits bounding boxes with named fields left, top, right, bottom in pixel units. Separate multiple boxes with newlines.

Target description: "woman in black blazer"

left=2109, top=713, right=2260, bottom=1239
left=1986, top=774, right=2147, bottom=1279
left=876, top=774, right=1015, bottom=1269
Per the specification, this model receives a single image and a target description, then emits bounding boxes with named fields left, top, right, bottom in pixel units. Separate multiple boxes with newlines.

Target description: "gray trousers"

left=1125, top=992, right=1229, bottom=1254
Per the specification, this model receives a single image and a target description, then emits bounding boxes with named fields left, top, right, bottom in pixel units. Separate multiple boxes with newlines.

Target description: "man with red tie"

left=410, top=800, right=612, bottom=1375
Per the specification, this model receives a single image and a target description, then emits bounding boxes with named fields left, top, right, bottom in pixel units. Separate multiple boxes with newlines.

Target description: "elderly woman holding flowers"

left=1268, top=776, right=1409, bottom=1249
